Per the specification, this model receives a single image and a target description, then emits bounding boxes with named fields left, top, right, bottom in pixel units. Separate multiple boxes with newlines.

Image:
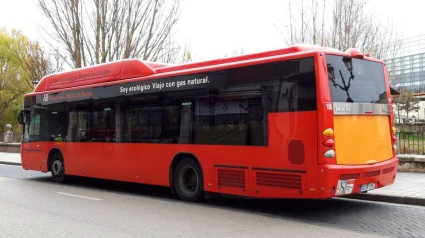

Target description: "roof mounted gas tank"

left=34, top=59, right=164, bottom=92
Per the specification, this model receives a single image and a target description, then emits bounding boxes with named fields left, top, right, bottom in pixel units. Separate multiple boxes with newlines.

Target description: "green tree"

left=0, top=29, right=25, bottom=134
left=393, top=90, right=420, bottom=121
left=0, top=29, right=54, bottom=140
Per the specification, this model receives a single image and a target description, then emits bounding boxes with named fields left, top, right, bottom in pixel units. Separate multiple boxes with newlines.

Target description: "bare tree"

left=179, top=44, right=192, bottom=63
left=223, top=48, right=245, bottom=58
left=37, top=0, right=181, bottom=68
left=283, top=0, right=402, bottom=61
left=382, top=39, right=404, bottom=91
left=320, top=0, right=326, bottom=46
left=14, top=43, right=64, bottom=90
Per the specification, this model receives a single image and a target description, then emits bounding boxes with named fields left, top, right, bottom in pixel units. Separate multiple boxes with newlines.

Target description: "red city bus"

left=17, top=44, right=399, bottom=202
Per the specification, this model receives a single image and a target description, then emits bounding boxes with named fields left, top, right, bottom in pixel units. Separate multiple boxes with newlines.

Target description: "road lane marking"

left=57, top=192, right=102, bottom=201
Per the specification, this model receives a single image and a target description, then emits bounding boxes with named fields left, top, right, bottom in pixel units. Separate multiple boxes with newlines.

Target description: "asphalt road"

left=1, top=164, right=424, bottom=238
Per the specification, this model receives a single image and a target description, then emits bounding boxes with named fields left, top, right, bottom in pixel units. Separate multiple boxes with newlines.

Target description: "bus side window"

left=45, top=103, right=67, bottom=141
left=124, top=93, right=164, bottom=143
left=66, top=100, right=91, bottom=142
left=24, top=111, right=41, bottom=142
left=93, top=102, right=116, bottom=142
left=288, top=81, right=316, bottom=111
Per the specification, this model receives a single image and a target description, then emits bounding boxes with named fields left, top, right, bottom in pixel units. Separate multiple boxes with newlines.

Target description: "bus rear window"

left=326, top=55, right=387, bottom=104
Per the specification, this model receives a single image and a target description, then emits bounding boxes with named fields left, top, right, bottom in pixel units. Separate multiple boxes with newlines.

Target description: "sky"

left=0, top=0, right=424, bottom=62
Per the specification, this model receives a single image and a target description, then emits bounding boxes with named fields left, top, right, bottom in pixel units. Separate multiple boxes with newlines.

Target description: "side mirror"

left=17, top=110, right=31, bottom=125
left=25, top=112, right=31, bottom=124
left=17, top=110, right=24, bottom=125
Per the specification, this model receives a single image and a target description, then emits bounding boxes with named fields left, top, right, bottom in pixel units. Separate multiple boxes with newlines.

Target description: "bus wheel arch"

left=169, top=153, right=204, bottom=202
left=47, top=148, right=66, bottom=183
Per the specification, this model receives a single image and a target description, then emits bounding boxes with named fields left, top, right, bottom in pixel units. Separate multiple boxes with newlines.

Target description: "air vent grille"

left=256, top=172, right=301, bottom=190
left=218, top=169, right=245, bottom=188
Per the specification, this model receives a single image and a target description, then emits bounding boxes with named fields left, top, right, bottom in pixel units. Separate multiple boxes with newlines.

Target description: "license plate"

left=360, top=183, right=375, bottom=192
left=336, top=179, right=355, bottom=195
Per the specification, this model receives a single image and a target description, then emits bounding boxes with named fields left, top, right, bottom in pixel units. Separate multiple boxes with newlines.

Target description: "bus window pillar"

left=115, top=103, right=121, bottom=143
left=261, top=86, right=274, bottom=145
left=179, top=102, right=193, bottom=144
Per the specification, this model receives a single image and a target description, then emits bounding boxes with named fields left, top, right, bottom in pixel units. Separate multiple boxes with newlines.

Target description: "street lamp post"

left=32, top=79, right=39, bottom=89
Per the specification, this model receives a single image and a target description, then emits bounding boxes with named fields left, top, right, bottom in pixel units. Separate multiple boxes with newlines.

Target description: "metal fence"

left=396, top=132, right=425, bottom=155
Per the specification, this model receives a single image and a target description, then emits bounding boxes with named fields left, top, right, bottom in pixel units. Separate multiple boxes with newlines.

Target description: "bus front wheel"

left=173, top=159, right=204, bottom=202
left=50, top=152, right=66, bottom=183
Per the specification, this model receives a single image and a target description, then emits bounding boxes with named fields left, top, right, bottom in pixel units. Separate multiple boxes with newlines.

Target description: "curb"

left=397, top=154, right=425, bottom=162
left=0, top=161, right=21, bottom=166
left=347, top=193, right=425, bottom=207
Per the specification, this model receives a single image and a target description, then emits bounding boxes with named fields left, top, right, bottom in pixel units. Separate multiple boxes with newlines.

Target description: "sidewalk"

left=1, top=152, right=424, bottom=206
left=0, top=152, right=21, bottom=166
left=349, top=172, right=425, bottom=206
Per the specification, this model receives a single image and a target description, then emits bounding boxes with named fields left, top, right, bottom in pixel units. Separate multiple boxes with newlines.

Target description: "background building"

left=386, top=34, right=425, bottom=93
left=385, top=34, right=425, bottom=122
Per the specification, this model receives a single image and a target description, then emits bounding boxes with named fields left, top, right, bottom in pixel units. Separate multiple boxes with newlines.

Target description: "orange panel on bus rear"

left=333, top=115, right=392, bottom=165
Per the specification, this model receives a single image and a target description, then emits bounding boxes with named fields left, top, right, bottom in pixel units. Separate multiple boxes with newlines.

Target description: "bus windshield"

left=326, top=55, right=388, bottom=104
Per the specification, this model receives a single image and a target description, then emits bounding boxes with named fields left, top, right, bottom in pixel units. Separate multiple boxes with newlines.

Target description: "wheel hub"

left=180, top=166, right=198, bottom=195
left=52, top=160, right=63, bottom=176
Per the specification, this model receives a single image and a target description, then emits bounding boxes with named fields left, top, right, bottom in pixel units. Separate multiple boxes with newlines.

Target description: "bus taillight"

left=324, top=149, right=336, bottom=158
left=322, top=128, right=333, bottom=137
left=322, top=128, right=336, bottom=159
left=392, top=127, right=397, bottom=152
left=322, top=139, right=335, bottom=147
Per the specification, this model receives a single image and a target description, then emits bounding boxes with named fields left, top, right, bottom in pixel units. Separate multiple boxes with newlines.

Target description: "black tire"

left=173, top=159, right=204, bottom=202
left=50, top=152, right=66, bottom=183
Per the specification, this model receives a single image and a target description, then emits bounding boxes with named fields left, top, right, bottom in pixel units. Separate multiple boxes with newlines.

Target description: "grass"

left=399, top=133, right=425, bottom=142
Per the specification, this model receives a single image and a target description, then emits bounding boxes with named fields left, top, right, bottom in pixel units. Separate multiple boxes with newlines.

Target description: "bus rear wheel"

left=50, top=152, right=66, bottom=183
left=173, top=159, right=204, bottom=202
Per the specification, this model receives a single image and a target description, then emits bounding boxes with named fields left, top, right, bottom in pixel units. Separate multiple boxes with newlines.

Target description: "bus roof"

left=33, top=44, right=373, bottom=93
